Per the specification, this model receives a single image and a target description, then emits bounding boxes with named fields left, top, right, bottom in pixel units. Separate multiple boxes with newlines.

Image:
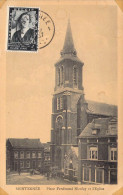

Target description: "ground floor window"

left=32, top=161, right=36, bottom=169
left=73, top=168, right=77, bottom=177
left=20, top=161, right=24, bottom=168
left=109, top=169, right=117, bottom=184
left=14, top=161, right=18, bottom=171
left=83, top=167, right=91, bottom=182
left=64, top=168, right=68, bottom=175
left=26, top=161, right=30, bottom=168
left=38, top=161, right=42, bottom=168
left=95, top=168, right=104, bottom=184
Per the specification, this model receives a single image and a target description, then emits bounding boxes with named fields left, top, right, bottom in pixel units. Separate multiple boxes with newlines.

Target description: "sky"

left=6, top=4, right=117, bottom=142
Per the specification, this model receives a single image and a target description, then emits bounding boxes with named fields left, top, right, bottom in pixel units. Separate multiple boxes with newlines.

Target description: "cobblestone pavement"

left=6, top=172, right=77, bottom=185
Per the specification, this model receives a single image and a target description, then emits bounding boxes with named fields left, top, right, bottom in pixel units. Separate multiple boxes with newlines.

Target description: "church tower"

left=50, top=20, right=85, bottom=171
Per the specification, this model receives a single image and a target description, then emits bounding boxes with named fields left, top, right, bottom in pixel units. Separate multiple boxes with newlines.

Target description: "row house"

left=78, top=117, right=117, bottom=184
left=6, top=138, right=44, bottom=172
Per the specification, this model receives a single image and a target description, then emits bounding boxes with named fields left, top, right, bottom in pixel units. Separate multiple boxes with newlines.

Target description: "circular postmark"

left=38, top=11, right=55, bottom=49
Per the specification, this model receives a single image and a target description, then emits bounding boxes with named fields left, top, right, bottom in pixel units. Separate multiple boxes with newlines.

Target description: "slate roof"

left=62, top=19, right=75, bottom=54
left=79, top=117, right=117, bottom=138
left=86, top=100, right=117, bottom=117
left=55, top=20, right=84, bottom=65
left=8, top=138, right=43, bottom=148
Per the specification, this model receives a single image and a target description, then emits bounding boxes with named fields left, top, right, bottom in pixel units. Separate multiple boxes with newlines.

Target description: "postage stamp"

left=7, top=7, right=55, bottom=52
left=7, top=7, right=39, bottom=51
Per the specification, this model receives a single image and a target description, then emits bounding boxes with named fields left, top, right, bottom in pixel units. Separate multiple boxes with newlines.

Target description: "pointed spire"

left=61, top=19, right=77, bottom=56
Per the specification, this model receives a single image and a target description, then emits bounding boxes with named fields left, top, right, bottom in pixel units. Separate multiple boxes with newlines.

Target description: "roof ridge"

left=86, top=99, right=117, bottom=107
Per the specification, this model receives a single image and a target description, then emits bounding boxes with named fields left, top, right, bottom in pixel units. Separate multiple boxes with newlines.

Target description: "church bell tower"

left=50, top=20, right=84, bottom=171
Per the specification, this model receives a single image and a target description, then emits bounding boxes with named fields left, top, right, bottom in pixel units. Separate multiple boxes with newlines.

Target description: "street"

left=6, top=172, right=77, bottom=185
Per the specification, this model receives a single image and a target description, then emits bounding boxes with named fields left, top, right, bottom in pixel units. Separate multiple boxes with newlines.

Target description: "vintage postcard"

left=0, top=0, right=123, bottom=195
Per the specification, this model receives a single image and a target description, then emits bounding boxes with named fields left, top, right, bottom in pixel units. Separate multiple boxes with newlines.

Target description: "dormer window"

left=92, top=129, right=97, bottom=135
left=92, top=123, right=100, bottom=135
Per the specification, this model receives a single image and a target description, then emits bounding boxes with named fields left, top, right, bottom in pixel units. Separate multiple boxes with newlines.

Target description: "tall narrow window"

left=38, top=152, right=42, bottom=158
left=26, top=161, right=30, bottom=168
left=26, top=152, right=30, bottom=159
left=57, top=97, right=60, bottom=110
left=14, top=151, right=18, bottom=159
left=73, top=66, right=78, bottom=86
left=32, top=152, right=36, bottom=158
left=38, top=161, right=42, bottom=168
left=20, top=151, right=24, bottom=159
left=110, top=147, right=117, bottom=161
left=61, top=66, right=64, bottom=85
left=20, top=161, right=24, bottom=168
left=60, top=97, right=63, bottom=109
left=58, top=68, right=60, bottom=86
left=89, top=146, right=98, bottom=160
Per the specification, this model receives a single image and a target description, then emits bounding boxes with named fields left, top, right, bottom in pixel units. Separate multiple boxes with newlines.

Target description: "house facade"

left=78, top=117, right=117, bottom=184
left=6, top=138, right=44, bottom=172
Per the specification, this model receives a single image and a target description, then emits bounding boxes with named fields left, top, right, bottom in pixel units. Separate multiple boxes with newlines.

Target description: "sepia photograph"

left=0, top=0, right=123, bottom=194
left=6, top=4, right=118, bottom=186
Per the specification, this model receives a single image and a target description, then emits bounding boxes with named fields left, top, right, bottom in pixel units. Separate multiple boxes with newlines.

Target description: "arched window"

left=73, top=66, right=78, bottom=86
left=56, top=115, right=63, bottom=129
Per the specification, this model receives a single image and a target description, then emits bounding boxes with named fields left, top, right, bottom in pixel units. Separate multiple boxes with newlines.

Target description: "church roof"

left=86, top=100, right=117, bottom=117
left=55, top=20, right=84, bottom=65
left=8, top=138, right=43, bottom=148
left=79, top=117, right=117, bottom=138
left=62, top=19, right=76, bottom=54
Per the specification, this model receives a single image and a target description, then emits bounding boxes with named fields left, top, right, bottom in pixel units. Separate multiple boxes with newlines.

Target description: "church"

left=50, top=20, right=117, bottom=184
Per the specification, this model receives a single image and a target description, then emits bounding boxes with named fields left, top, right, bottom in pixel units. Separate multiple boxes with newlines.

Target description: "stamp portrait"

left=7, top=7, right=39, bottom=51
